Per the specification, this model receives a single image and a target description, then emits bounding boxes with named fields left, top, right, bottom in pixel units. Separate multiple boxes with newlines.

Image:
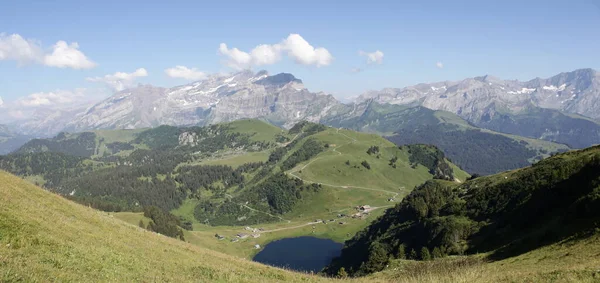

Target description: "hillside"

left=1, top=120, right=468, bottom=261
left=324, top=145, right=600, bottom=277
left=2, top=168, right=600, bottom=283
left=0, top=170, right=332, bottom=282
left=322, top=102, right=570, bottom=175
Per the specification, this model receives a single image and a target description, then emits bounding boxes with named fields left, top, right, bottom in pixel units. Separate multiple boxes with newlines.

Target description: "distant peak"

left=474, top=74, right=502, bottom=83
left=255, top=73, right=302, bottom=86
left=255, top=70, right=269, bottom=77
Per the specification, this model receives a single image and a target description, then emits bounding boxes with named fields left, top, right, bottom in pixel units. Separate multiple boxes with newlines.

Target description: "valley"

left=1, top=119, right=466, bottom=261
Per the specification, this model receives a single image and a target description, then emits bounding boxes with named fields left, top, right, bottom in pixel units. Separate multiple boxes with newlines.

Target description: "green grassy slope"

left=323, top=102, right=571, bottom=175
left=325, top=145, right=600, bottom=278
left=227, top=119, right=288, bottom=142
left=0, top=171, right=336, bottom=282
left=2, top=169, right=597, bottom=283
left=1, top=120, right=469, bottom=268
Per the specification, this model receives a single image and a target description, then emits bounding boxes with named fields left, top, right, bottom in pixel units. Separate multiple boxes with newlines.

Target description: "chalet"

left=339, top=222, right=346, bottom=225
left=359, top=205, right=371, bottom=211
left=251, top=234, right=261, bottom=238
left=231, top=238, right=239, bottom=243
left=237, top=233, right=249, bottom=239
left=254, top=244, right=261, bottom=249
left=215, top=234, right=225, bottom=240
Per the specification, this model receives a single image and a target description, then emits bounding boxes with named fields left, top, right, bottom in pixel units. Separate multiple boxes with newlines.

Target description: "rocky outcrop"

left=178, top=132, right=198, bottom=147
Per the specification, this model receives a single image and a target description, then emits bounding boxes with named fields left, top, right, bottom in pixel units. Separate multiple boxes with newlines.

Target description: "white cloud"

left=219, top=43, right=276, bottom=70
left=281, top=34, right=333, bottom=67
left=359, top=50, right=384, bottom=65
left=43, top=41, right=96, bottom=69
left=0, top=33, right=42, bottom=64
left=218, top=34, right=332, bottom=70
left=15, top=89, right=89, bottom=107
left=0, top=33, right=95, bottom=69
left=86, top=68, right=148, bottom=91
left=436, top=62, right=444, bottom=69
left=165, top=65, right=207, bottom=80
left=1, top=88, right=108, bottom=122
left=0, top=96, right=3, bottom=107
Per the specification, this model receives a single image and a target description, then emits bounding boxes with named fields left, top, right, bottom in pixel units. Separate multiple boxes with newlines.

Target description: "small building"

left=215, top=234, right=225, bottom=240
left=244, top=226, right=253, bottom=231
left=339, top=222, right=346, bottom=225
left=231, top=238, right=239, bottom=243
left=237, top=233, right=249, bottom=239
left=359, top=205, right=371, bottom=211
left=251, top=234, right=261, bottom=238
left=388, top=198, right=395, bottom=202
left=254, top=244, right=261, bottom=249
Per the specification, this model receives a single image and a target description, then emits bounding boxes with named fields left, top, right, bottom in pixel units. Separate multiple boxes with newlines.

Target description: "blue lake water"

left=252, top=236, right=343, bottom=273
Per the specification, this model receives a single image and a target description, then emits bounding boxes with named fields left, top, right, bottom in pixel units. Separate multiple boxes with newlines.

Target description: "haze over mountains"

left=3, top=68, right=600, bottom=155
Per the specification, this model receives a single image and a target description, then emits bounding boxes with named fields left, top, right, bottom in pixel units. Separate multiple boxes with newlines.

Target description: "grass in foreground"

left=0, top=171, right=337, bottom=282
left=2, top=170, right=597, bottom=283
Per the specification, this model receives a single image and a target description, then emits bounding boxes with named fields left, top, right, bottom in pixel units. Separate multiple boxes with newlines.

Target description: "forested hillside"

left=324, top=145, right=600, bottom=277
left=0, top=119, right=466, bottom=240
left=323, top=102, right=570, bottom=175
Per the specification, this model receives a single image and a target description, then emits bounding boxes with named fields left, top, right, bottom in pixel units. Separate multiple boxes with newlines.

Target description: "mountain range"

left=3, top=68, right=600, bottom=173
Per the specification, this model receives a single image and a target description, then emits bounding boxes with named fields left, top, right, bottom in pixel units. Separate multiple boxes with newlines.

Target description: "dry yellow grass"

left=0, top=171, right=338, bottom=282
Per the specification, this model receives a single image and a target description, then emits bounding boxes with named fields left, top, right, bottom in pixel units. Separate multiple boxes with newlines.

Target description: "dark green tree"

left=420, top=247, right=432, bottom=261
left=409, top=249, right=418, bottom=260
left=395, top=244, right=406, bottom=259
left=362, top=242, right=389, bottom=273
left=337, top=267, right=348, bottom=278
left=432, top=247, right=443, bottom=259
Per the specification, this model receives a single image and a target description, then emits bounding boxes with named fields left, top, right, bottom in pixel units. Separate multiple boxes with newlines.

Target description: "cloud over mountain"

left=87, top=68, right=148, bottom=91
left=218, top=34, right=332, bottom=70
left=43, top=41, right=96, bottom=69
left=165, top=66, right=207, bottom=80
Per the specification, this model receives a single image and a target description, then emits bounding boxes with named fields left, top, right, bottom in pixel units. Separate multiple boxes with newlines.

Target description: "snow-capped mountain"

left=357, top=68, right=600, bottom=122
left=65, top=70, right=340, bottom=131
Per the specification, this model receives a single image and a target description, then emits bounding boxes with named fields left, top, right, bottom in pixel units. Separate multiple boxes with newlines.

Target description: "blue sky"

left=1, top=0, right=600, bottom=105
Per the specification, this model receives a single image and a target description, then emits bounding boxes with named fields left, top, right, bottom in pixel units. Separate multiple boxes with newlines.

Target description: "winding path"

left=287, top=128, right=403, bottom=199
left=224, top=128, right=402, bottom=234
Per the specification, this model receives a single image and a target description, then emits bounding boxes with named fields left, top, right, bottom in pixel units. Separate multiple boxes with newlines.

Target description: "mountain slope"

left=4, top=120, right=467, bottom=227
left=358, top=68, right=600, bottom=147
left=0, top=170, right=332, bottom=282
left=0, top=124, right=31, bottom=155
left=65, top=71, right=340, bottom=132
left=324, top=145, right=600, bottom=277
left=322, top=101, right=570, bottom=175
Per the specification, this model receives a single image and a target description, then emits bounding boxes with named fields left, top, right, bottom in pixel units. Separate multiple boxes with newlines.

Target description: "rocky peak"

left=474, top=75, right=503, bottom=84
left=255, top=73, right=302, bottom=87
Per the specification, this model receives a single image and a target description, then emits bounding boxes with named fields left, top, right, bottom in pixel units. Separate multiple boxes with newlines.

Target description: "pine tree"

left=337, top=267, right=348, bottom=278
left=432, top=247, right=443, bottom=259
left=138, top=219, right=145, bottom=228
left=420, top=247, right=432, bottom=261
left=409, top=248, right=418, bottom=260
left=362, top=242, right=389, bottom=273
left=395, top=244, right=406, bottom=259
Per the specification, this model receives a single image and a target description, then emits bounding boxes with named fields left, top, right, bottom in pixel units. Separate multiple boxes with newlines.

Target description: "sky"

left=1, top=0, right=600, bottom=112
